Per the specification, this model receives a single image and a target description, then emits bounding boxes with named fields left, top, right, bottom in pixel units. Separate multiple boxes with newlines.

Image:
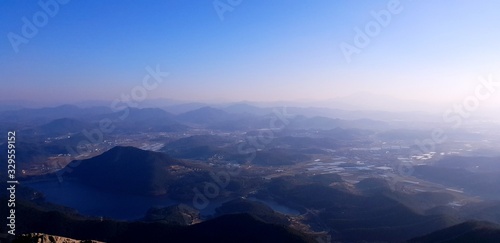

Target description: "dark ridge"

left=143, top=204, right=199, bottom=225
left=8, top=199, right=314, bottom=243
left=355, top=177, right=392, bottom=194
left=214, top=198, right=290, bottom=226
left=409, top=220, right=500, bottom=243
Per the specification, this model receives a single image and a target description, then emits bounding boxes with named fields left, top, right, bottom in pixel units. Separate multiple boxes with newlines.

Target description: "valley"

left=1, top=104, right=500, bottom=242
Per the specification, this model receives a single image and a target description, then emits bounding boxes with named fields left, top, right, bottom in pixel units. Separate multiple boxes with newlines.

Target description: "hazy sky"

left=1, top=0, right=500, bottom=107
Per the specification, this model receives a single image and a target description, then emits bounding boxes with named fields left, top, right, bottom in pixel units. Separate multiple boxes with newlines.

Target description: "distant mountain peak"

left=177, top=106, right=231, bottom=125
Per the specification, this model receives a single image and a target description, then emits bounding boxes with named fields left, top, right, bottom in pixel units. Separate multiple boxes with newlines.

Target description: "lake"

left=25, top=180, right=180, bottom=220
left=25, top=180, right=301, bottom=220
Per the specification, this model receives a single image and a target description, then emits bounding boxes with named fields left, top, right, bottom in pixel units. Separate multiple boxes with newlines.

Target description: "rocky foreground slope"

left=14, top=233, right=104, bottom=243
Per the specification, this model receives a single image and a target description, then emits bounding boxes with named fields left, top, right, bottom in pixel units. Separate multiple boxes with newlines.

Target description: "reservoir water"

left=25, top=180, right=301, bottom=220
left=25, top=180, right=178, bottom=221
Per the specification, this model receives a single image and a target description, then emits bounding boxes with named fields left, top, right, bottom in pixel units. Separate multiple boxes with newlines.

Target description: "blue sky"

left=1, top=0, right=500, bottom=106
